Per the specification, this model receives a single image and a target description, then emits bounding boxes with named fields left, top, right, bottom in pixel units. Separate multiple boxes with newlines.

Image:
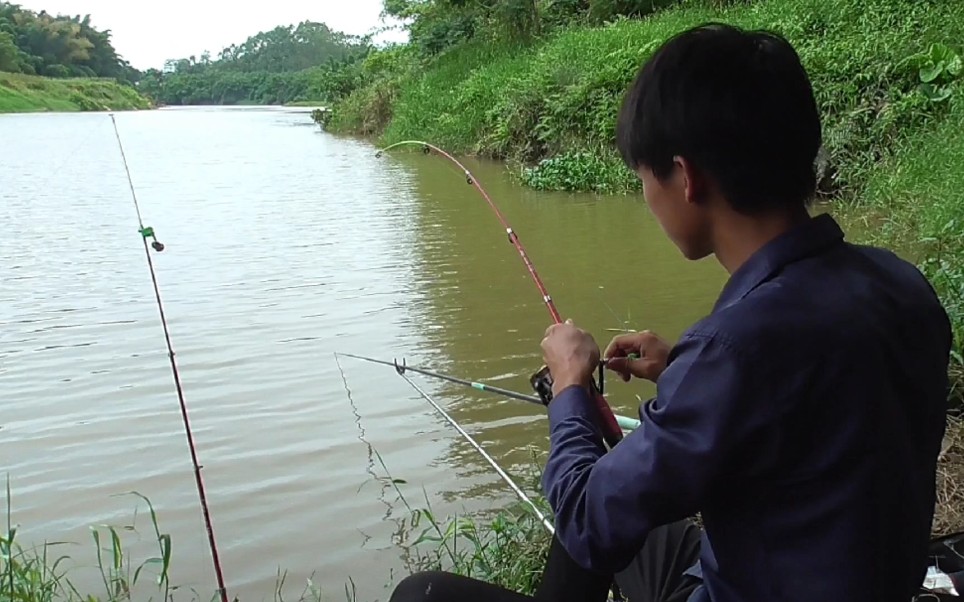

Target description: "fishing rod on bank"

left=375, top=141, right=625, bottom=449
left=109, top=114, right=230, bottom=602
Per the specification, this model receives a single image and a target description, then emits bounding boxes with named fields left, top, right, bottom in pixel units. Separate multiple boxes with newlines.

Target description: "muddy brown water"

left=1, top=106, right=729, bottom=600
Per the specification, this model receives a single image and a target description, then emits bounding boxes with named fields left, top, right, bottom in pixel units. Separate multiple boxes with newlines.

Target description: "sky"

left=14, top=0, right=409, bottom=70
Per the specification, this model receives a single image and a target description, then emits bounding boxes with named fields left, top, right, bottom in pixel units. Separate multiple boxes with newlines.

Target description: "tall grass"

left=1, top=481, right=173, bottom=601
left=0, top=478, right=322, bottom=602
left=372, top=450, right=551, bottom=596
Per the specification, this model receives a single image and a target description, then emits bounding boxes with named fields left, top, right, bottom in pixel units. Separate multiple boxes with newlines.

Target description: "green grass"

left=373, top=450, right=551, bottom=596
left=332, top=0, right=964, bottom=195
left=0, top=72, right=152, bottom=114
left=1, top=478, right=175, bottom=602
left=1, top=479, right=323, bottom=602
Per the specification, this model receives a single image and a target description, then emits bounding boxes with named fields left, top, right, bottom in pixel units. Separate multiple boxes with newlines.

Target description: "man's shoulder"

left=844, top=241, right=949, bottom=320
left=685, top=241, right=948, bottom=361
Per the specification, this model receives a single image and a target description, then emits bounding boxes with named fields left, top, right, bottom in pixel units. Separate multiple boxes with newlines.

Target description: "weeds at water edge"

left=369, top=449, right=551, bottom=596
left=1, top=476, right=179, bottom=602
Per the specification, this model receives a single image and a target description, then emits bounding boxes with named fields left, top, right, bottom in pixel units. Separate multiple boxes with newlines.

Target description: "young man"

left=391, top=22, right=951, bottom=602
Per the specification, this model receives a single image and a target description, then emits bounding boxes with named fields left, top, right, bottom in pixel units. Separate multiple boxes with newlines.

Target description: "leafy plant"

left=916, top=43, right=963, bottom=102
left=520, top=150, right=638, bottom=193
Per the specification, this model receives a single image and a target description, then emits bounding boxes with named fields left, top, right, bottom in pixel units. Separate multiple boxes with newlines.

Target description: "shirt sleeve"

left=541, top=332, right=772, bottom=573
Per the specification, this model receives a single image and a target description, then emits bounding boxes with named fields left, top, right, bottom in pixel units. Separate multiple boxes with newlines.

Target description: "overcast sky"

left=14, top=0, right=409, bottom=70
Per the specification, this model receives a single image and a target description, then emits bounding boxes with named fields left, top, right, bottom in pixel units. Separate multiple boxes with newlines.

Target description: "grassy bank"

left=328, top=0, right=964, bottom=394
left=0, top=73, right=151, bottom=114
left=1, top=487, right=323, bottom=602
left=331, top=0, right=964, bottom=196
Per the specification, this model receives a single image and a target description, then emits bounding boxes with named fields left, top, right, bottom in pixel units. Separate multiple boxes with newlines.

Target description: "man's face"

left=637, top=164, right=712, bottom=261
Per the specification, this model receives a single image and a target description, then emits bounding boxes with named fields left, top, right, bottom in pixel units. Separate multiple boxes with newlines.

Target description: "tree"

left=0, top=2, right=132, bottom=79
left=134, top=19, right=371, bottom=106
left=0, top=30, right=19, bottom=71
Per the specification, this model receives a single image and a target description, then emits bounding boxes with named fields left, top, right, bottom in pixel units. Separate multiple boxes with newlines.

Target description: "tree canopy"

left=136, top=21, right=371, bottom=106
left=382, top=0, right=683, bottom=55
left=0, top=2, right=135, bottom=80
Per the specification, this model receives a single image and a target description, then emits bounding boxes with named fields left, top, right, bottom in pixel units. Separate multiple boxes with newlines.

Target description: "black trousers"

left=389, top=520, right=703, bottom=602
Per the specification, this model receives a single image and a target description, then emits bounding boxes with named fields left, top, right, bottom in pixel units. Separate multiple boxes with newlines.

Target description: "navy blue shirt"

left=543, top=214, right=951, bottom=602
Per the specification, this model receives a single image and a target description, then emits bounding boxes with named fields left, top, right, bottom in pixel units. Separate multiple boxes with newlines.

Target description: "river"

left=0, top=106, right=727, bottom=601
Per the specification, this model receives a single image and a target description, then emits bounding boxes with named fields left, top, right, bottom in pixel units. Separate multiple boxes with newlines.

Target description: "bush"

left=520, top=150, right=638, bottom=193
left=328, top=45, right=419, bottom=135
left=332, top=0, right=964, bottom=195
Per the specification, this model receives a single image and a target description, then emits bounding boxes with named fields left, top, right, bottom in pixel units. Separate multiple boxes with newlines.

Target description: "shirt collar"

left=714, top=212, right=845, bottom=312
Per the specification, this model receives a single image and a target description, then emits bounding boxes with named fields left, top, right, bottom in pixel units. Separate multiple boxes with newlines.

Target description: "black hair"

left=616, top=23, right=822, bottom=214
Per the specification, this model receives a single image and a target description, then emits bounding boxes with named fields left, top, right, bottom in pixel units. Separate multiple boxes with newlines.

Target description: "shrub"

left=333, top=0, right=964, bottom=195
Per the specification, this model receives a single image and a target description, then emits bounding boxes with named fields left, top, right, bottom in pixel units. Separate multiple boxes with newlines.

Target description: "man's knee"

left=389, top=571, right=449, bottom=602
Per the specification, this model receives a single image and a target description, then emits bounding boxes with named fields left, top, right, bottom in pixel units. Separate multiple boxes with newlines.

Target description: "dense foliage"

left=136, top=22, right=372, bottom=106
left=333, top=0, right=964, bottom=199
left=0, top=2, right=135, bottom=80
left=383, top=0, right=689, bottom=55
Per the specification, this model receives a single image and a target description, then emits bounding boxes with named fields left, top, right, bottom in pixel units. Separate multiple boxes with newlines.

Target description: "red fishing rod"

left=376, top=141, right=624, bottom=448
left=110, top=114, right=230, bottom=602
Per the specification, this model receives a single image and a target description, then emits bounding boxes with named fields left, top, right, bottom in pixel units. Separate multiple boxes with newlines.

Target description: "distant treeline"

left=136, top=22, right=372, bottom=106
left=0, top=0, right=726, bottom=107
left=0, top=2, right=135, bottom=80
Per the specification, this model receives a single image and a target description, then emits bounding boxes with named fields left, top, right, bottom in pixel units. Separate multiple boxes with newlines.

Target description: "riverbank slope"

left=0, top=73, right=152, bottom=113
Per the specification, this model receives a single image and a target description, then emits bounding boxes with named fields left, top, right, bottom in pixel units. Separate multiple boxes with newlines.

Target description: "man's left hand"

left=541, top=319, right=600, bottom=398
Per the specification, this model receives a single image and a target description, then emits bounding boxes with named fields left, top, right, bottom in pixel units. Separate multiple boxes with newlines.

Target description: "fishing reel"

left=529, top=361, right=606, bottom=406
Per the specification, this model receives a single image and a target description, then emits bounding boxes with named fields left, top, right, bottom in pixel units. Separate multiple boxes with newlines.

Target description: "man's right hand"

left=603, top=330, right=671, bottom=383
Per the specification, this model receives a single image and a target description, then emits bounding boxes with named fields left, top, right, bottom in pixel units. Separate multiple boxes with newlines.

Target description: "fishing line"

left=334, top=352, right=394, bottom=525
left=391, top=366, right=626, bottom=602
left=109, top=113, right=229, bottom=602
left=393, top=365, right=555, bottom=535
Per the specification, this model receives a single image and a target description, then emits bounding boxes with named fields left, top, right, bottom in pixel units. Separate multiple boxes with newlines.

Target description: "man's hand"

left=603, top=330, right=671, bottom=383
left=541, top=320, right=600, bottom=397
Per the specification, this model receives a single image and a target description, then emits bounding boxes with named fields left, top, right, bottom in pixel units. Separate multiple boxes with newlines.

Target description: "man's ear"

left=675, top=156, right=708, bottom=205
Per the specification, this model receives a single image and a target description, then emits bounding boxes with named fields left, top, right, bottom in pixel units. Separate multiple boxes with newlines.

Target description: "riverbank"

left=0, top=73, right=151, bottom=113
left=328, top=0, right=964, bottom=196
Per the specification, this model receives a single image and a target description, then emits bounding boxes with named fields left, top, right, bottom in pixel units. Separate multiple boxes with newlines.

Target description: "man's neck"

left=712, top=207, right=811, bottom=275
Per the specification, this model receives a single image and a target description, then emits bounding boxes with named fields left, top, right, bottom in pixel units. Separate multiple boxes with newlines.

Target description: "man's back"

left=694, top=214, right=951, bottom=601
